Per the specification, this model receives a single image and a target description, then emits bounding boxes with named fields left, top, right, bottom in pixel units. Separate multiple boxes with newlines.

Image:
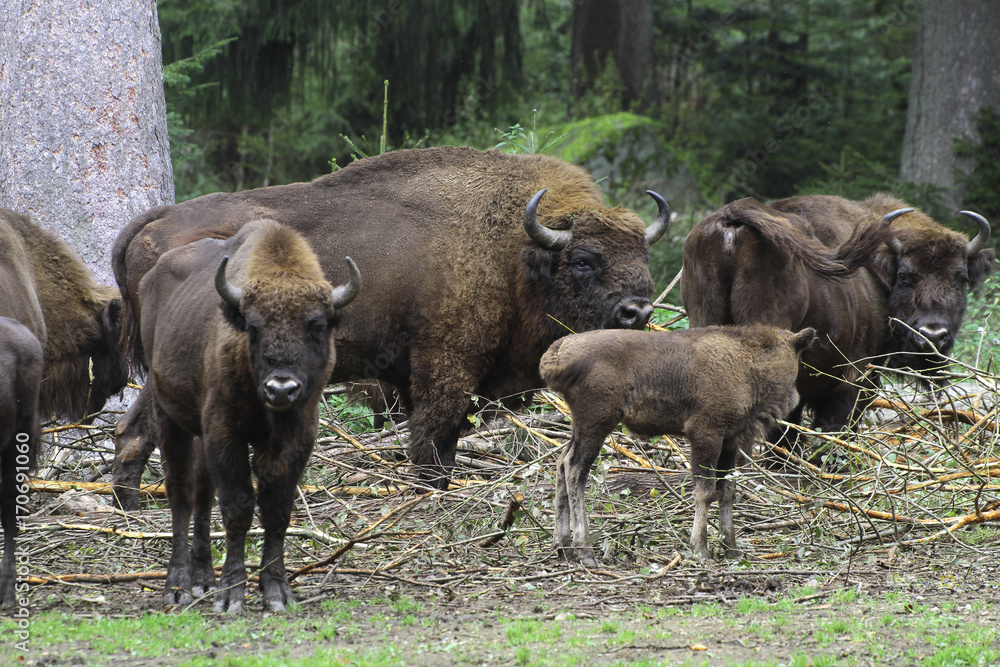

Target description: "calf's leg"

left=558, top=423, right=611, bottom=569
left=687, top=422, right=724, bottom=562
left=552, top=436, right=574, bottom=553
left=717, top=430, right=754, bottom=559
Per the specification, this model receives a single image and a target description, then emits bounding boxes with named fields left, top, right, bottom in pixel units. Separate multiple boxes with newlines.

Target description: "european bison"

left=0, top=317, right=43, bottom=608
left=0, top=208, right=129, bottom=422
left=540, top=325, right=815, bottom=565
left=139, top=219, right=361, bottom=612
left=682, top=194, right=994, bottom=438
left=112, top=146, right=670, bottom=501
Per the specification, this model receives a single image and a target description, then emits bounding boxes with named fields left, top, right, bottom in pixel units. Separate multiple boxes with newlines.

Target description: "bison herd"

left=0, top=146, right=994, bottom=612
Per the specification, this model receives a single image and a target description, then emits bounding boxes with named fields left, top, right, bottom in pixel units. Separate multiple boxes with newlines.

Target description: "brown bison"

left=0, top=208, right=129, bottom=422
left=540, top=325, right=815, bottom=565
left=0, top=317, right=43, bottom=608
left=111, top=146, right=670, bottom=502
left=682, top=194, right=994, bottom=438
left=140, top=219, right=360, bottom=613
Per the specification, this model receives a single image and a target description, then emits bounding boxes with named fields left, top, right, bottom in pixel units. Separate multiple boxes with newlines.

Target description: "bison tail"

left=539, top=336, right=590, bottom=394
left=832, top=209, right=906, bottom=273
left=729, top=212, right=862, bottom=280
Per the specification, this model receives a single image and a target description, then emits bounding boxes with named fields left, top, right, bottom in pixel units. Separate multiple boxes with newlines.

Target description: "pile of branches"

left=17, top=355, right=1000, bottom=604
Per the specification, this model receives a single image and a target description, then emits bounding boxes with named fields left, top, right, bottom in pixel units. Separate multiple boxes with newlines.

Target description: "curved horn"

left=523, top=189, right=572, bottom=251
left=330, top=257, right=363, bottom=309
left=881, top=207, right=912, bottom=256
left=644, top=190, right=671, bottom=246
left=960, top=210, right=991, bottom=256
left=214, top=256, right=243, bottom=310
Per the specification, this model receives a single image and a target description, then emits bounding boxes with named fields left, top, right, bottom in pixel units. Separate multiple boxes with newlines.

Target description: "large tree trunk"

left=0, top=0, right=173, bottom=285
left=571, top=0, right=654, bottom=109
left=899, top=0, right=1000, bottom=210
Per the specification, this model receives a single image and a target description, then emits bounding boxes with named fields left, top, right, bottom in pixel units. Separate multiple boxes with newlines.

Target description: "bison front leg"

left=112, top=387, right=158, bottom=511
left=207, top=436, right=253, bottom=615
left=717, top=431, right=753, bottom=560
left=189, top=442, right=217, bottom=597
left=254, top=459, right=308, bottom=612
left=156, top=412, right=197, bottom=607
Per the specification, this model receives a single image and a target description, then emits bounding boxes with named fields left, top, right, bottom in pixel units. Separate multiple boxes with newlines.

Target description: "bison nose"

left=612, top=299, right=654, bottom=330
left=264, top=377, right=302, bottom=409
left=917, top=325, right=951, bottom=353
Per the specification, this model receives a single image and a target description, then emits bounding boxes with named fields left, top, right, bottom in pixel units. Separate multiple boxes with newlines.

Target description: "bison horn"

left=214, top=256, right=243, bottom=311
left=960, top=210, right=991, bottom=256
left=644, top=191, right=671, bottom=246
left=331, top=257, right=363, bottom=309
left=881, top=208, right=912, bottom=256
left=523, top=189, right=572, bottom=251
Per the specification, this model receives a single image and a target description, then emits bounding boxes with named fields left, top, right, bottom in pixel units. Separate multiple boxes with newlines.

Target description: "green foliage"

left=795, top=146, right=951, bottom=221
left=952, top=273, right=1000, bottom=368
left=954, top=107, right=1000, bottom=223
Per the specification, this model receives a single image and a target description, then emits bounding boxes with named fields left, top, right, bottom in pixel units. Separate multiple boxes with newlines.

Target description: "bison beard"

left=112, top=146, right=669, bottom=499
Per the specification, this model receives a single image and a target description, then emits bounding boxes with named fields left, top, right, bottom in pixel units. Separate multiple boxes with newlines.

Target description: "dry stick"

left=479, top=493, right=523, bottom=547
left=321, top=419, right=394, bottom=466
left=289, top=491, right=432, bottom=581
left=653, top=268, right=684, bottom=305
left=31, top=522, right=346, bottom=546
left=903, top=509, right=1000, bottom=545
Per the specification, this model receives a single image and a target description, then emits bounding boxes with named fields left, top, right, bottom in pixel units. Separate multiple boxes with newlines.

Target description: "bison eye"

left=896, top=270, right=914, bottom=288
left=308, top=320, right=327, bottom=340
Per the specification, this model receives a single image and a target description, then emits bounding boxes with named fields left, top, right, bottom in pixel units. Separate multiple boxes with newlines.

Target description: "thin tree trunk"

left=0, top=0, right=173, bottom=285
left=899, top=0, right=1000, bottom=210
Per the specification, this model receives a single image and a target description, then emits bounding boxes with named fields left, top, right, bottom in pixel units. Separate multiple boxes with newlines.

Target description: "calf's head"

left=878, top=211, right=995, bottom=369
left=520, top=189, right=669, bottom=332
left=216, top=255, right=361, bottom=411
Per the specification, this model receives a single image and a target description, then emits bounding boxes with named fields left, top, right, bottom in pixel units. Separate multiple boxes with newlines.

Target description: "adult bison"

left=141, top=219, right=361, bottom=612
left=112, top=146, right=670, bottom=499
left=0, top=208, right=129, bottom=422
left=682, top=193, right=994, bottom=439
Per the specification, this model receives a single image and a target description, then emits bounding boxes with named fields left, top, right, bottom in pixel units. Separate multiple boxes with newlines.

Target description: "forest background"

left=160, top=0, right=1000, bottom=290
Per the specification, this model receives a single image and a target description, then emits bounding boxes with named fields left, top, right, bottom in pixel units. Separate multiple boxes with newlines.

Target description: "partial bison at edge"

left=682, top=193, right=994, bottom=440
left=540, top=325, right=815, bottom=565
left=136, top=219, right=360, bottom=613
left=0, top=317, right=43, bottom=608
left=112, top=146, right=670, bottom=503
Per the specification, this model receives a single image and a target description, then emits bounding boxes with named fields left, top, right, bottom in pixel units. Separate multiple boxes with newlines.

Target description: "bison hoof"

left=112, top=488, right=141, bottom=512
left=213, top=593, right=245, bottom=615
left=163, top=587, right=193, bottom=607
left=724, top=547, right=743, bottom=560
left=1, top=579, right=15, bottom=609
left=557, top=545, right=599, bottom=569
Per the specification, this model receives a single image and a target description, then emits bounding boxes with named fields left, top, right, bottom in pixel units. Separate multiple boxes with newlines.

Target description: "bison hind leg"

left=190, top=439, right=217, bottom=597
left=1, top=442, right=18, bottom=608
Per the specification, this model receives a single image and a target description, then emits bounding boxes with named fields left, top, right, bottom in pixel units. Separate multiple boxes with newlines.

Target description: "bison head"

left=878, top=210, right=995, bottom=371
left=82, top=290, right=131, bottom=421
left=215, top=255, right=362, bottom=411
left=520, top=189, right=668, bottom=333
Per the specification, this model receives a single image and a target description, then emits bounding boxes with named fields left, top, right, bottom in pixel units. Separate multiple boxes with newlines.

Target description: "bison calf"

left=0, top=317, right=43, bottom=607
left=540, top=325, right=815, bottom=565
left=139, top=219, right=361, bottom=613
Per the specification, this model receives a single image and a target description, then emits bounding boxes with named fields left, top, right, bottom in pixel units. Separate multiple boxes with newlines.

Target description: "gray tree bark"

left=571, top=0, right=654, bottom=109
left=0, top=0, right=173, bottom=285
left=899, top=0, right=1000, bottom=210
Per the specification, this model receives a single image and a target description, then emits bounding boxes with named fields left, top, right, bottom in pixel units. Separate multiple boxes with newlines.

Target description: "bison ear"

left=865, top=246, right=897, bottom=294
left=102, top=298, right=123, bottom=342
left=220, top=302, right=246, bottom=332
left=521, top=246, right=557, bottom=287
left=968, top=248, right=996, bottom=293
left=792, top=327, right=817, bottom=352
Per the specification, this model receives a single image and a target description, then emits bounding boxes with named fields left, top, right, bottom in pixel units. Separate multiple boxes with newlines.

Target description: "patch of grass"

left=505, top=618, right=563, bottom=646
left=736, top=595, right=772, bottom=614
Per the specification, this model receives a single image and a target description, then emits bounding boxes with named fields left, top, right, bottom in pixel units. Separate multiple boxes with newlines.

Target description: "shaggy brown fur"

left=139, top=219, right=359, bottom=613
left=0, top=317, right=43, bottom=607
left=540, top=325, right=815, bottom=565
left=0, top=208, right=128, bottom=421
left=112, top=146, right=669, bottom=502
